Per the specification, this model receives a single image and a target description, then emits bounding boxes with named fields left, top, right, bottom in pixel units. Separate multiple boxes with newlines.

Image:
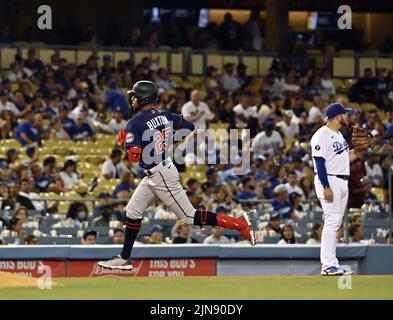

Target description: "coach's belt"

left=327, top=174, right=349, bottom=180
left=144, top=159, right=171, bottom=176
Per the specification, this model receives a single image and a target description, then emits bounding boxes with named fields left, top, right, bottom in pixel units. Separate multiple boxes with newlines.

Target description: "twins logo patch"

left=315, top=145, right=321, bottom=151
left=125, top=132, right=134, bottom=143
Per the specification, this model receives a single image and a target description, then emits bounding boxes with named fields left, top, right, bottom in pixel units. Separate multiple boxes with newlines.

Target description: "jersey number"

left=154, top=127, right=171, bottom=154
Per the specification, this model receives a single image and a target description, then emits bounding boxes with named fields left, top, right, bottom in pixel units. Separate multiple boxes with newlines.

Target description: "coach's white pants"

left=125, top=161, right=196, bottom=224
left=314, top=175, right=348, bottom=269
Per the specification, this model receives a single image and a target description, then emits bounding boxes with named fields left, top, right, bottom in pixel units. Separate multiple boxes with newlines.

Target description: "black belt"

left=145, top=159, right=170, bottom=176
left=327, top=174, right=349, bottom=180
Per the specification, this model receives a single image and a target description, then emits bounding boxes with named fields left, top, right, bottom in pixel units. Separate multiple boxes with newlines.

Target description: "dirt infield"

left=0, top=271, right=41, bottom=289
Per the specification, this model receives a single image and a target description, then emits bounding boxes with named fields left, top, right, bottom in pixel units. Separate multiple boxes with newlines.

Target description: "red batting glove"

left=118, top=129, right=126, bottom=146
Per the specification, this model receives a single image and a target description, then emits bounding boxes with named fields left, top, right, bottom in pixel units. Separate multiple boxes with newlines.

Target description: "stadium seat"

left=0, top=47, right=17, bottom=69
left=191, top=53, right=204, bottom=75
left=258, top=56, right=273, bottom=76
left=260, top=236, right=279, bottom=244
left=361, top=103, right=378, bottom=112
left=371, top=188, right=384, bottom=202
left=38, top=48, right=56, bottom=64
left=170, top=52, right=183, bottom=74
left=242, top=56, right=258, bottom=76
left=151, top=51, right=168, bottom=69
left=60, top=50, right=77, bottom=64
left=76, top=50, right=93, bottom=65
left=222, top=55, right=239, bottom=67
left=53, top=227, right=78, bottom=236
left=134, top=51, right=150, bottom=64
left=91, top=226, right=111, bottom=236
left=376, top=58, right=393, bottom=71
left=207, top=53, right=222, bottom=73
left=114, top=51, right=130, bottom=65
left=333, top=57, right=355, bottom=78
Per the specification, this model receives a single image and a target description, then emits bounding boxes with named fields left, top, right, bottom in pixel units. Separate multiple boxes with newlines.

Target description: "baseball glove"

left=351, top=126, right=376, bottom=153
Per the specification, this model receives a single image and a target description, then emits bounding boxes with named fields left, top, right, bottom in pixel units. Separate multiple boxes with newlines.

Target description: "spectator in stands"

left=16, top=178, right=38, bottom=210
left=125, top=25, right=143, bottom=47
left=155, top=68, right=176, bottom=90
left=181, top=90, right=214, bottom=130
left=59, top=159, right=80, bottom=191
left=261, top=214, right=282, bottom=238
left=92, top=203, right=113, bottom=227
left=49, top=117, right=71, bottom=141
left=104, top=81, right=130, bottom=119
left=100, top=55, right=116, bottom=82
left=386, top=231, right=393, bottom=244
left=289, top=192, right=305, bottom=220
left=112, top=171, right=135, bottom=200
left=112, top=228, right=125, bottom=244
left=217, top=98, right=236, bottom=128
left=203, top=226, right=230, bottom=244
left=7, top=61, right=33, bottom=83
left=13, top=205, right=29, bottom=225
left=1, top=181, right=20, bottom=210
left=285, top=172, right=304, bottom=198
left=301, top=178, right=317, bottom=204
left=204, top=66, right=220, bottom=93
left=55, top=201, right=89, bottom=228
left=101, top=148, right=123, bottom=180
left=82, top=230, right=97, bottom=245
left=15, top=111, right=41, bottom=147
left=306, top=223, right=322, bottom=244
left=31, top=164, right=63, bottom=194
left=154, top=203, right=177, bottom=220
left=0, top=109, right=14, bottom=139
left=349, top=158, right=372, bottom=208
left=146, top=225, right=165, bottom=245
left=236, top=176, right=258, bottom=209
left=23, top=234, right=38, bottom=245
left=276, top=110, right=299, bottom=139
left=43, top=92, right=61, bottom=119
left=251, top=120, right=284, bottom=157
left=233, top=92, right=258, bottom=129
left=351, top=68, right=376, bottom=103
left=349, top=224, right=365, bottom=243
left=271, top=184, right=294, bottom=220
left=0, top=216, right=26, bottom=239
left=219, top=13, right=243, bottom=51
left=172, top=221, right=198, bottom=244
left=221, top=63, right=241, bottom=93
left=236, top=63, right=250, bottom=90
left=277, top=224, right=296, bottom=244
left=67, top=111, right=95, bottom=142
left=93, top=192, right=111, bottom=217
left=307, top=96, right=325, bottom=124
left=24, top=49, right=44, bottom=77
left=108, top=107, right=127, bottom=133
left=0, top=89, right=20, bottom=116
left=374, top=68, right=388, bottom=108
left=320, top=69, right=336, bottom=99
left=364, top=156, right=383, bottom=187
left=282, top=73, right=301, bottom=95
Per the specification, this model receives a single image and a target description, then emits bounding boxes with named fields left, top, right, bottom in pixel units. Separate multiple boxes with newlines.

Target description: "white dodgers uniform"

left=311, top=126, right=349, bottom=269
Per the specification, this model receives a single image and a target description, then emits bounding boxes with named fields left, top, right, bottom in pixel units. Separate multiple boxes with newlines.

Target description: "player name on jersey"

left=146, top=115, right=170, bottom=130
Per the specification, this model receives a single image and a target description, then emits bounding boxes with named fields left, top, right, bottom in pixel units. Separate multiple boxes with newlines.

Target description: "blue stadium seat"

left=95, top=237, right=114, bottom=244
left=53, top=227, right=78, bottom=236
left=259, top=236, right=279, bottom=244
left=91, top=226, right=110, bottom=236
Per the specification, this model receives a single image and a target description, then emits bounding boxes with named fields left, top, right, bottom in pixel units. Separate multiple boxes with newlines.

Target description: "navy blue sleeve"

left=314, top=156, right=330, bottom=189
left=123, top=121, right=142, bottom=149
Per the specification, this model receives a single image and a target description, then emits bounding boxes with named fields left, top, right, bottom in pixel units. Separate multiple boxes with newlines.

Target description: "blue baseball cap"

left=325, top=103, right=351, bottom=119
left=150, top=225, right=163, bottom=234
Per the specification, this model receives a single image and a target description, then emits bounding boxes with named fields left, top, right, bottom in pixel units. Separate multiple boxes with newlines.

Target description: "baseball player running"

left=98, top=81, right=255, bottom=270
left=311, top=103, right=359, bottom=276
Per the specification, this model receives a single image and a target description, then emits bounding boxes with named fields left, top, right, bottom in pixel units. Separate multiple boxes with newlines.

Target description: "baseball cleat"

left=339, top=265, right=354, bottom=275
left=238, top=212, right=256, bottom=246
left=98, top=255, right=133, bottom=270
left=321, top=266, right=344, bottom=276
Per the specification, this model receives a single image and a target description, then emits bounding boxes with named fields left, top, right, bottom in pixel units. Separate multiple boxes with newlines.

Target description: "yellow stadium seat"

left=333, top=57, right=355, bottom=78
left=242, top=56, right=258, bottom=76
left=60, top=50, right=76, bottom=64
left=191, top=54, right=204, bottom=75
left=258, top=56, right=273, bottom=76
left=371, top=187, right=384, bottom=202
left=97, top=51, right=113, bottom=68
left=38, top=49, right=56, bottom=64
left=222, top=55, right=239, bottom=67
left=359, top=58, right=376, bottom=76
left=114, top=51, right=130, bottom=65
left=170, top=52, right=183, bottom=74
left=134, top=52, right=150, bottom=64
left=376, top=58, right=393, bottom=71
left=76, top=50, right=93, bottom=65
left=0, top=48, right=17, bottom=69
left=361, top=103, right=378, bottom=112
left=207, top=54, right=222, bottom=73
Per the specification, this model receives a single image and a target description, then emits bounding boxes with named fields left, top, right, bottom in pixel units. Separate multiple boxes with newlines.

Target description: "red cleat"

left=217, top=212, right=256, bottom=246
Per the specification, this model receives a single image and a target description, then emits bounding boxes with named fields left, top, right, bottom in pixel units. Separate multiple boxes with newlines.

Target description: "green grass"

left=1, top=276, right=393, bottom=300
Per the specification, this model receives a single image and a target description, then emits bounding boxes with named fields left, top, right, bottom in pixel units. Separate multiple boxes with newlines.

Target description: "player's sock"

left=194, top=210, right=247, bottom=230
left=193, top=209, right=218, bottom=226
left=120, top=218, right=142, bottom=260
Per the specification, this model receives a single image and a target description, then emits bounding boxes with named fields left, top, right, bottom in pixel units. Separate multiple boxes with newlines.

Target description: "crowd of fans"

left=0, top=40, right=392, bottom=245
